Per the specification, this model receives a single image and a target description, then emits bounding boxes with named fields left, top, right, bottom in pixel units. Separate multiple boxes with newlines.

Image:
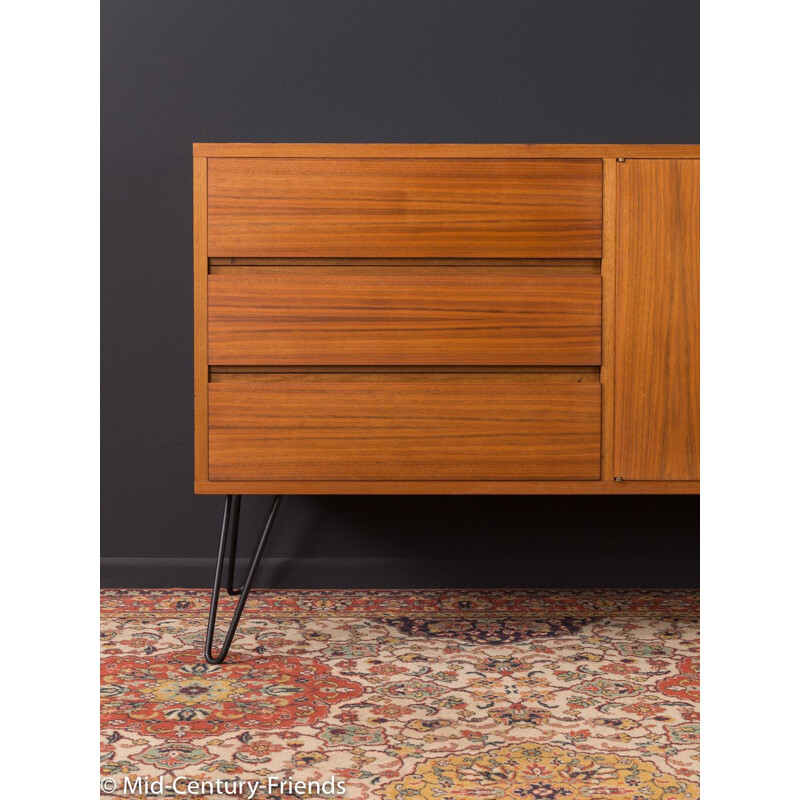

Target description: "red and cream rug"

left=101, top=589, right=699, bottom=799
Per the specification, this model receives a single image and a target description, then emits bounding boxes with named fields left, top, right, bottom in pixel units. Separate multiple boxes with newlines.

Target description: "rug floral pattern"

left=101, top=590, right=699, bottom=798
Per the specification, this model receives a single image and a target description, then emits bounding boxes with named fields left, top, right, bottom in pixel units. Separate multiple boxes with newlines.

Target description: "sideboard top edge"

left=192, top=143, right=700, bottom=159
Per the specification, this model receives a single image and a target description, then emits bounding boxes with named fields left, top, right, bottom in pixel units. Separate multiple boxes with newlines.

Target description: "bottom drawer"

left=208, top=376, right=600, bottom=481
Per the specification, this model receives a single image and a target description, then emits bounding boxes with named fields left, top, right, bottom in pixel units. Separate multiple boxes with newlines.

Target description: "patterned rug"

left=101, top=589, right=699, bottom=799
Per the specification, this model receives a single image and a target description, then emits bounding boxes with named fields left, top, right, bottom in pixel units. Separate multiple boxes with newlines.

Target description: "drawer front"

left=208, top=377, right=601, bottom=481
left=208, top=269, right=601, bottom=366
left=207, top=158, right=602, bottom=258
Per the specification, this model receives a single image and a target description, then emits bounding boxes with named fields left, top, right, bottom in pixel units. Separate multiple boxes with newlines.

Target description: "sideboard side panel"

left=193, top=156, right=209, bottom=483
left=614, top=159, right=700, bottom=480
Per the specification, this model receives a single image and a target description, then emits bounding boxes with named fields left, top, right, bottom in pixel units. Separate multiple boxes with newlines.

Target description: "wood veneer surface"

left=614, top=159, right=699, bottom=480
left=194, top=145, right=700, bottom=494
left=207, top=158, right=602, bottom=258
left=208, top=270, right=601, bottom=366
left=208, top=377, right=601, bottom=481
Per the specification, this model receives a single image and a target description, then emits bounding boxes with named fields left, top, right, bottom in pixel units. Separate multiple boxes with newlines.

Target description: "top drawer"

left=207, top=158, right=602, bottom=259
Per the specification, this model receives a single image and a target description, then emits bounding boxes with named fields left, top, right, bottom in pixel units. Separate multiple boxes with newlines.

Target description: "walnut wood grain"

left=208, top=377, right=601, bottom=481
left=614, top=159, right=699, bottom=480
left=207, top=270, right=601, bottom=366
left=207, top=158, right=602, bottom=258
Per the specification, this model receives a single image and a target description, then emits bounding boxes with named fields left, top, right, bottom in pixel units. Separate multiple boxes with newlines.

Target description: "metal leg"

left=204, top=494, right=282, bottom=664
left=225, top=495, right=242, bottom=595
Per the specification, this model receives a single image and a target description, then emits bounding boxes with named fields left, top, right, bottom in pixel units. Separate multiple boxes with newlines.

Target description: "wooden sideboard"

left=195, top=143, right=699, bottom=661
left=194, top=144, right=699, bottom=496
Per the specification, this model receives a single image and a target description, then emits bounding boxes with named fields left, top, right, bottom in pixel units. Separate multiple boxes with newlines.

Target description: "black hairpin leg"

left=204, top=494, right=282, bottom=664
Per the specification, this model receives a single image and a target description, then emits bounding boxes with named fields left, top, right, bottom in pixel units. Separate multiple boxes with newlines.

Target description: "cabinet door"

left=614, top=159, right=699, bottom=480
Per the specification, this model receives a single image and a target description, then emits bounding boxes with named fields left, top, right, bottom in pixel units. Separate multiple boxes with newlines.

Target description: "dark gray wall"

left=101, top=0, right=699, bottom=588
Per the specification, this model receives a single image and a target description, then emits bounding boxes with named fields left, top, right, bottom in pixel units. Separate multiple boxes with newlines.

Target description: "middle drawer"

left=208, top=267, right=601, bottom=366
